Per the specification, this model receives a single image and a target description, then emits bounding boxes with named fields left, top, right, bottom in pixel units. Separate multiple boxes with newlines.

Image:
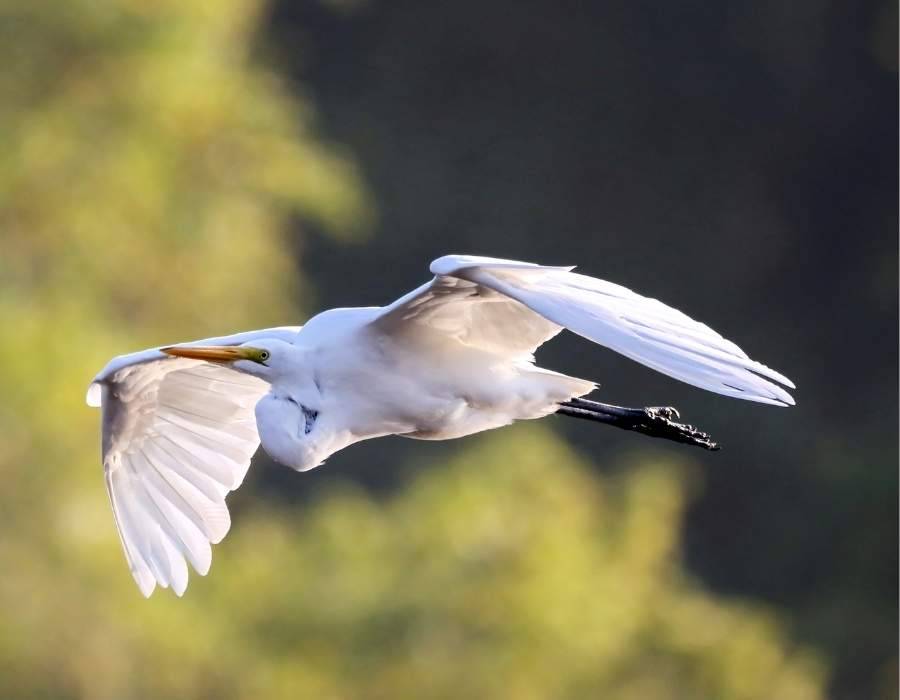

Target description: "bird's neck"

left=255, top=393, right=323, bottom=472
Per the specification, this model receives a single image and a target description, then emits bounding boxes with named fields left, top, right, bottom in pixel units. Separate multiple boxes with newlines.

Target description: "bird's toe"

left=646, top=406, right=681, bottom=421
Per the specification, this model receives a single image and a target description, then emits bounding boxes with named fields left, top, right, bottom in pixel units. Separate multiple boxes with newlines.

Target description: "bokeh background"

left=0, top=0, right=896, bottom=698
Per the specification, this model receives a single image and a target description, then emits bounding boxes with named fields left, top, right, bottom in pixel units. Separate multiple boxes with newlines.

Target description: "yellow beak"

left=161, top=345, right=257, bottom=363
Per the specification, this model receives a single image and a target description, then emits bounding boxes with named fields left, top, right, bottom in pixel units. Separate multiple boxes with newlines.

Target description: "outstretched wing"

left=87, top=327, right=300, bottom=597
left=373, top=255, right=795, bottom=406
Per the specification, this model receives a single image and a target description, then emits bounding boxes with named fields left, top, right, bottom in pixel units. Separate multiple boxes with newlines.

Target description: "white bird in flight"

left=88, top=255, right=795, bottom=596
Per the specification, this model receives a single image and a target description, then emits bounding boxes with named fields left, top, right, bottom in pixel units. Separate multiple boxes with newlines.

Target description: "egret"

left=88, top=255, right=795, bottom=596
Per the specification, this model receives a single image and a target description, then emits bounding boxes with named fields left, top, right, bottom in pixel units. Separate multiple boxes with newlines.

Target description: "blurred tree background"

left=0, top=0, right=894, bottom=698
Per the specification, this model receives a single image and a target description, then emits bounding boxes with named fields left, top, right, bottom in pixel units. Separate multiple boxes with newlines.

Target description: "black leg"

left=557, top=397, right=720, bottom=451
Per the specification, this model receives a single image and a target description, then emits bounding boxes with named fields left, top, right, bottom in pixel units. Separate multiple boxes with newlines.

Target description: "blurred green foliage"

left=0, top=0, right=830, bottom=698
left=4, top=424, right=830, bottom=700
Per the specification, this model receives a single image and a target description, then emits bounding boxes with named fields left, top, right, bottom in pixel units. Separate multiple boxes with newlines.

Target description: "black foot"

left=636, top=406, right=720, bottom=450
left=557, top=398, right=720, bottom=451
left=647, top=406, right=680, bottom=421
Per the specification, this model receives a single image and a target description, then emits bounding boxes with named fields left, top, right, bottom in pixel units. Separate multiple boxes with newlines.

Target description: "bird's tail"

left=515, top=365, right=595, bottom=419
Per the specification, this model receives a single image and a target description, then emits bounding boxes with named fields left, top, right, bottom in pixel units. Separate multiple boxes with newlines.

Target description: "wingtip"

left=770, top=387, right=795, bottom=407
left=86, top=382, right=103, bottom=407
left=136, top=577, right=156, bottom=598
left=760, top=392, right=796, bottom=407
left=752, top=362, right=796, bottom=391
left=193, top=558, right=211, bottom=577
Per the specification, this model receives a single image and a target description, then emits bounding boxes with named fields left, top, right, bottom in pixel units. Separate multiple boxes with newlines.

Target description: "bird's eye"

left=259, top=350, right=270, bottom=362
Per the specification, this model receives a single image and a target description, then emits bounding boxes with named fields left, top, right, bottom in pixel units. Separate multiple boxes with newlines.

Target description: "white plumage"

left=89, top=328, right=299, bottom=596
left=88, top=255, right=795, bottom=596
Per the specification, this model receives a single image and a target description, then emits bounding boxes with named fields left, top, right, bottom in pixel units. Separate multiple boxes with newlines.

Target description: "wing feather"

left=373, top=256, right=794, bottom=405
left=88, top=327, right=299, bottom=596
left=376, top=269, right=563, bottom=359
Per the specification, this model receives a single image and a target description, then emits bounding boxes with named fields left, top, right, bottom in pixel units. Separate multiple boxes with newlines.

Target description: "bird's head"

left=161, top=338, right=297, bottom=380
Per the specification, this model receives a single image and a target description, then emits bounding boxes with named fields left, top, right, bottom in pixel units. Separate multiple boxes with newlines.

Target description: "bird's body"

left=89, top=255, right=795, bottom=596
left=259, top=307, right=592, bottom=470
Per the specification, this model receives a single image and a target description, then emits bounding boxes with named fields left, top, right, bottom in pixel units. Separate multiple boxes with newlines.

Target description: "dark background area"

left=263, top=2, right=898, bottom=698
